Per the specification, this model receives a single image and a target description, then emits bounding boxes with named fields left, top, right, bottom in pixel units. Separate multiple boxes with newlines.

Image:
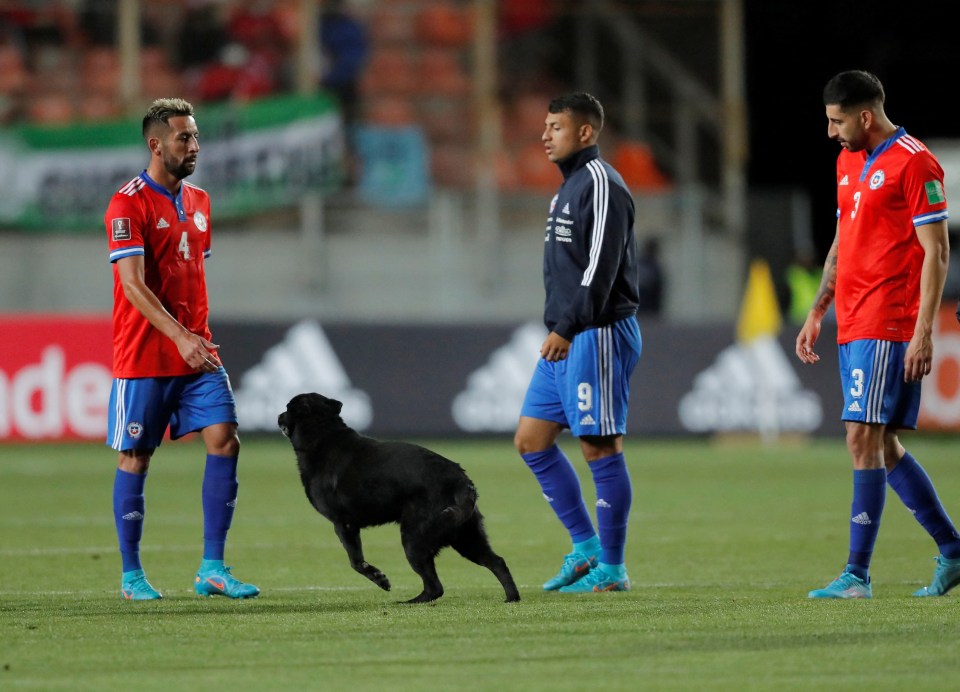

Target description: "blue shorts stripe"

left=599, top=326, right=614, bottom=435
left=112, top=379, right=126, bottom=449
left=867, top=341, right=889, bottom=423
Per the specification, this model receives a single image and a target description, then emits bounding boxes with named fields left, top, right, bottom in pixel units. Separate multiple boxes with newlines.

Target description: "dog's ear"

left=278, top=411, right=292, bottom=438
left=324, top=397, right=344, bottom=415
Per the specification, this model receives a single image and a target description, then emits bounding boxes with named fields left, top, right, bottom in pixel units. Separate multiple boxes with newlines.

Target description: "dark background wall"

left=744, top=0, right=960, bottom=261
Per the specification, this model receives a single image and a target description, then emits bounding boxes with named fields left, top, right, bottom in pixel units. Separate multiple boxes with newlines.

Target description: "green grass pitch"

left=3, top=435, right=960, bottom=690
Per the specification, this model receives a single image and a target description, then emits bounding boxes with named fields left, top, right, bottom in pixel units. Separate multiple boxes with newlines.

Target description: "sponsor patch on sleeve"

left=924, top=180, right=946, bottom=205
left=111, top=218, right=131, bottom=241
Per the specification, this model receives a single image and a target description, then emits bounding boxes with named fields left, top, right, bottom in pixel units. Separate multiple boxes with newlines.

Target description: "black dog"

left=278, top=392, right=520, bottom=604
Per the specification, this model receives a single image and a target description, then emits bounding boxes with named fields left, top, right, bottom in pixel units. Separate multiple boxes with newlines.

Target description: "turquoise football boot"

left=913, top=554, right=960, bottom=597
left=121, top=569, right=163, bottom=600
left=808, top=568, right=872, bottom=599
left=558, top=565, right=630, bottom=593
left=194, top=561, right=260, bottom=599
left=543, top=551, right=599, bottom=591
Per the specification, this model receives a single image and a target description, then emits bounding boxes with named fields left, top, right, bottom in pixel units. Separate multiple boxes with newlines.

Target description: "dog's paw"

left=360, top=563, right=391, bottom=591
left=403, top=590, right=442, bottom=604
left=371, top=572, right=391, bottom=591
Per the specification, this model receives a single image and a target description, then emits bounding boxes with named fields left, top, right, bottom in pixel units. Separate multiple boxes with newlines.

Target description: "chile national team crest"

left=869, top=170, right=886, bottom=190
left=193, top=211, right=207, bottom=232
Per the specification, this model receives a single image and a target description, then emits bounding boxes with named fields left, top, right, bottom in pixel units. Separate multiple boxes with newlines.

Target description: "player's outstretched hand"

left=795, top=312, right=822, bottom=364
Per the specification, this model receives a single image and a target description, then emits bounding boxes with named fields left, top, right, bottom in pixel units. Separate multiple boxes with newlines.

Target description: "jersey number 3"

left=850, top=191, right=861, bottom=220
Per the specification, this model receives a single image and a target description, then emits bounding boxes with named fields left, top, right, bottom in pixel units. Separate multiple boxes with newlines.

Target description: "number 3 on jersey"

left=850, top=191, right=861, bottom=219
left=178, top=231, right=191, bottom=259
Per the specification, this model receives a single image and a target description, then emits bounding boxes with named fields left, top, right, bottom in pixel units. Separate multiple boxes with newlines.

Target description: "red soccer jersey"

left=834, top=129, right=949, bottom=344
left=105, top=172, right=214, bottom=378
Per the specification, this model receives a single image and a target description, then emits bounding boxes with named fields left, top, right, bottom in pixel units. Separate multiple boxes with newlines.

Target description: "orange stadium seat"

left=359, top=47, right=418, bottom=96
left=27, top=93, right=74, bottom=125
left=81, top=47, right=120, bottom=96
left=368, top=6, right=412, bottom=45
left=507, top=94, right=552, bottom=147
left=364, top=95, right=416, bottom=127
left=611, top=141, right=671, bottom=191
left=418, top=48, right=469, bottom=96
left=515, top=141, right=560, bottom=191
left=430, top=143, right=475, bottom=188
left=495, top=150, right=519, bottom=191
left=0, top=44, right=28, bottom=95
left=78, top=93, right=122, bottom=122
left=415, top=4, right=473, bottom=47
left=419, top=99, right=471, bottom=144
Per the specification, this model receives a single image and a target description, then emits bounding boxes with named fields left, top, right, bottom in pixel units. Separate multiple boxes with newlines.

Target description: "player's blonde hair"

left=142, top=98, right=195, bottom=139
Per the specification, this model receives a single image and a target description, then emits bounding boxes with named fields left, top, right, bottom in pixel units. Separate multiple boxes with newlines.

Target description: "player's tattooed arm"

left=811, top=228, right=838, bottom=318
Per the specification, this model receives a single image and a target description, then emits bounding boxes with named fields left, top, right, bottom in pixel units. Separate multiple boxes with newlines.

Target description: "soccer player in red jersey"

left=105, top=98, right=258, bottom=600
left=796, top=71, right=960, bottom=598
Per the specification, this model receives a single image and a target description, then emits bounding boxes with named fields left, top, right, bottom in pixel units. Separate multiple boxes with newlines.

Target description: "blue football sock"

left=113, top=468, right=146, bottom=573
left=522, top=445, right=596, bottom=543
left=847, top=468, right=886, bottom=579
left=202, top=454, right=239, bottom=561
left=588, top=453, right=632, bottom=566
left=888, top=452, right=960, bottom=559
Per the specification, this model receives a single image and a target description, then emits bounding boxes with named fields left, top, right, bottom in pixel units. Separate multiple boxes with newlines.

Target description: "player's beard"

left=163, top=152, right=196, bottom=181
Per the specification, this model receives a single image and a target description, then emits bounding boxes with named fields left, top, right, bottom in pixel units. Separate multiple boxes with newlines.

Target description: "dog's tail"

left=441, top=481, right=478, bottom=525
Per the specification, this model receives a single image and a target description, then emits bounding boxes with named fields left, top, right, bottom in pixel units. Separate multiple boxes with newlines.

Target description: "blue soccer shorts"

left=106, top=367, right=239, bottom=451
left=838, top=339, right=920, bottom=429
left=521, top=316, right=642, bottom=437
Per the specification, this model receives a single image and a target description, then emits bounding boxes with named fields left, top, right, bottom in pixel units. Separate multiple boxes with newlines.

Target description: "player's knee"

left=844, top=423, right=883, bottom=464
left=118, top=449, right=153, bottom=474
left=205, top=424, right=240, bottom=457
left=513, top=430, right=533, bottom=455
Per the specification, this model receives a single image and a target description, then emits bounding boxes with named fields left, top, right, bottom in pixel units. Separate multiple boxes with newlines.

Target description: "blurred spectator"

left=190, top=42, right=276, bottom=103
left=0, top=24, right=29, bottom=123
left=227, top=0, right=289, bottom=83
left=319, top=0, right=368, bottom=188
left=637, top=237, right=665, bottom=316
left=319, top=0, right=369, bottom=131
left=497, top=0, right=558, bottom=90
left=78, top=0, right=159, bottom=47
left=182, top=0, right=290, bottom=104
left=1, top=0, right=80, bottom=49
left=175, top=1, right=230, bottom=71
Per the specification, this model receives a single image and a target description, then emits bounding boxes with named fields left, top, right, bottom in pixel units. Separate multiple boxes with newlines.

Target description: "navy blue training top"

left=542, top=144, right=640, bottom=340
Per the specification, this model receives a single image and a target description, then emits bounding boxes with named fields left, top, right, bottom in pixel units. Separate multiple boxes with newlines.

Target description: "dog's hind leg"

left=333, top=522, right=391, bottom=591
left=399, top=524, right=444, bottom=604
left=450, top=514, right=521, bottom=603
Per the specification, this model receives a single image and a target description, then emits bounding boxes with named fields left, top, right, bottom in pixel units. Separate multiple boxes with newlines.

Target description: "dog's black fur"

left=278, top=392, right=520, bottom=604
